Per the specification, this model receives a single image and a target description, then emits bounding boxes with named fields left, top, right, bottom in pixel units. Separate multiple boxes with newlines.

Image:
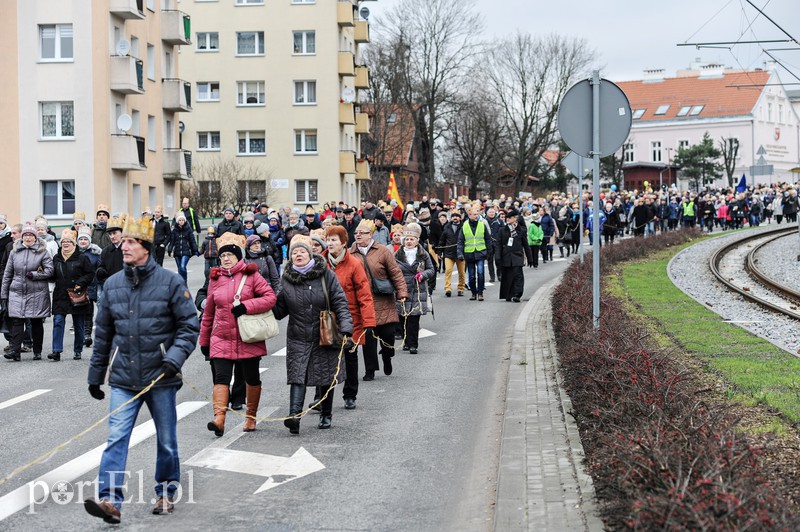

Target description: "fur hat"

left=403, top=223, right=422, bottom=238
left=60, top=229, right=77, bottom=244
left=288, top=235, right=314, bottom=258
left=356, top=219, right=375, bottom=234
left=216, top=233, right=246, bottom=261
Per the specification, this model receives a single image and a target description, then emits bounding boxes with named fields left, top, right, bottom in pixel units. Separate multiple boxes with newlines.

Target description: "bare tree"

left=719, top=137, right=739, bottom=187
left=181, top=156, right=275, bottom=217
left=378, top=0, right=483, bottom=195
left=484, top=32, right=595, bottom=196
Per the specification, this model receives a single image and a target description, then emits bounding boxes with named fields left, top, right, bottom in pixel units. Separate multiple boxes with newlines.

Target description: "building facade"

left=180, top=0, right=370, bottom=212
left=0, top=0, right=192, bottom=225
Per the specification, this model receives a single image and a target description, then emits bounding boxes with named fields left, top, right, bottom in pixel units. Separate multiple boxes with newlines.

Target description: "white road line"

left=271, top=347, right=286, bottom=357
left=418, top=329, right=437, bottom=339
left=0, top=390, right=51, bottom=412
left=259, top=367, right=268, bottom=374
left=0, top=401, right=207, bottom=521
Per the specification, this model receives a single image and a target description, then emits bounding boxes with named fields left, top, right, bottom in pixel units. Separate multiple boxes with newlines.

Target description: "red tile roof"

left=616, top=70, right=770, bottom=122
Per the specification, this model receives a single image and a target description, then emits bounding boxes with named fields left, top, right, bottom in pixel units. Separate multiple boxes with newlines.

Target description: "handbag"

left=67, top=287, right=90, bottom=307
left=358, top=253, right=395, bottom=296
left=319, top=273, right=344, bottom=347
left=234, top=274, right=279, bottom=343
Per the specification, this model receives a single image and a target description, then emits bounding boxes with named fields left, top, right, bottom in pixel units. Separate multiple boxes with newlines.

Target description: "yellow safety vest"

left=462, top=221, right=486, bottom=253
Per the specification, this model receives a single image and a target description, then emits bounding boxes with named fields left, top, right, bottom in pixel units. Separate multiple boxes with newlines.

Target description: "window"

left=237, top=181, right=267, bottom=203
left=689, top=105, right=704, bottom=116
left=40, top=102, right=74, bottom=139
left=237, top=81, right=265, bottom=106
left=292, top=0, right=315, bottom=3
left=146, top=0, right=154, bottom=11
left=237, top=130, right=265, bottom=155
left=130, top=36, right=140, bottom=59
left=294, top=80, right=317, bottom=104
left=42, top=180, right=75, bottom=216
left=147, top=44, right=155, bottom=80
left=622, top=143, right=634, bottom=163
left=295, top=180, right=318, bottom=203
left=197, top=82, right=220, bottom=101
left=196, top=32, right=219, bottom=52
left=131, top=109, right=141, bottom=136
left=654, top=104, right=670, bottom=116
left=632, top=109, right=645, bottom=120
left=293, top=31, right=316, bottom=54
left=39, top=24, right=73, bottom=61
left=147, top=115, right=156, bottom=151
left=294, top=129, right=318, bottom=153
left=651, top=140, right=662, bottom=163
left=676, top=106, right=691, bottom=117
left=778, top=104, right=784, bottom=124
left=236, top=31, right=265, bottom=56
left=198, top=180, right=222, bottom=202
left=678, top=140, right=690, bottom=151
left=197, top=131, right=221, bottom=151
left=236, top=0, right=264, bottom=4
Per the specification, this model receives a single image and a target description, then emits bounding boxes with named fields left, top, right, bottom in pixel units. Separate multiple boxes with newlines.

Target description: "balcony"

left=354, top=20, right=369, bottom=43
left=110, top=135, right=146, bottom=171
left=162, top=78, right=192, bottom=112
left=339, top=151, right=356, bottom=174
left=356, top=159, right=370, bottom=180
left=110, top=56, right=144, bottom=94
left=109, top=0, right=144, bottom=19
left=339, top=102, right=355, bottom=125
left=161, top=10, right=191, bottom=45
left=355, top=112, right=369, bottom=134
left=338, top=51, right=354, bottom=77
left=355, top=66, right=369, bottom=89
left=163, top=149, right=192, bottom=180
left=337, top=2, right=355, bottom=26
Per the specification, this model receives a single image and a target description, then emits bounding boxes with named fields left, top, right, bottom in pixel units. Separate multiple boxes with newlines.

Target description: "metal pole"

left=591, top=70, right=601, bottom=331
left=579, top=156, right=585, bottom=264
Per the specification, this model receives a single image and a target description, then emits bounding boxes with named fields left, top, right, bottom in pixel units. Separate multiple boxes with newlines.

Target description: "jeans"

left=645, top=221, right=655, bottom=237
left=174, top=255, right=190, bottom=282
left=98, top=386, right=180, bottom=509
left=465, top=259, right=485, bottom=295
left=52, top=313, right=85, bottom=354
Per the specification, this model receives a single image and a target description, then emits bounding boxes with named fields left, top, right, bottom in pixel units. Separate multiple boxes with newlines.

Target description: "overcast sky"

left=366, top=0, right=799, bottom=83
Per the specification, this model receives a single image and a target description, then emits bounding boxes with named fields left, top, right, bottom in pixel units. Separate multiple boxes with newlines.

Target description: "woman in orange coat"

left=319, top=225, right=376, bottom=410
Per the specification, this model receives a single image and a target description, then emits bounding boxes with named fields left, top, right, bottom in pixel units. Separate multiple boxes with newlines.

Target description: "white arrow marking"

left=184, top=447, right=325, bottom=494
left=418, top=329, right=437, bottom=339
left=271, top=347, right=286, bottom=357
left=0, top=389, right=51, bottom=412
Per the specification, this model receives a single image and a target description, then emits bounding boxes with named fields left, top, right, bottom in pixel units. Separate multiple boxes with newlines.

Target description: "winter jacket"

left=91, top=224, right=112, bottom=250
left=79, top=243, right=102, bottom=301
left=499, top=224, right=533, bottom=268
left=527, top=222, right=543, bottom=246
left=540, top=213, right=556, bottom=238
left=284, top=224, right=310, bottom=247
left=631, top=205, right=649, bottom=229
left=486, top=215, right=504, bottom=255
left=168, top=224, right=198, bottom=257
left=555, top=217, right=571, bottom=243
left=273, top=258, right=353, bottom=386
left=200, top=235, right=218, bottom=259
left=322, top=248, right=376, bottom=346
left=372, top=225, right=391, bottom=246
left=394, top=245, right=435, bottom=317
left=51, top=249, right=93, bottom=316
left=199, top=261, right=277, bottom=361
left=88, top=257, right=200, bottom=391
left=437, top=222, right=461, bottom=260
left=182, top=206, right=202, bottom=234
left=153, top=216, right=172, bottom=248
left=339, top=218, right=360, bottom=247
left=216, top=218, right=244, bottom=236
left=1, top=238, right=54, bottom=319
left=603, top=208, right=618, bottom=236
left=96, top=244, right=123, bottom=286
left=349, top=242, right=408, bottom=326
left=783, top=194, right=798, bottom=216
left=245, top=249, right=281, bottom=295
left=268, top=224, right=286, bottom=263
left=456, top=219, right=492, bottom=262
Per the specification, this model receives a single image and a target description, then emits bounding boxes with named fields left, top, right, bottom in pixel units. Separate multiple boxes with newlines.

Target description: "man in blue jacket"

left=84, top=217, right=199, bottom=524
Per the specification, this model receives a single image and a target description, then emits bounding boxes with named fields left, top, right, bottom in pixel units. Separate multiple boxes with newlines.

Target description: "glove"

left=457, top=256, right=464, bottom=262
left=200, top=345, right=210, bottom=358
left=88, top=384, right=105, bottom=401
left=343, top=336, right=356, bottom=351
left=414, top=272, right=424, bottom=283
left=161, top=362, right=179, bottom=379
left=26, top=272, right=34, bottom=280
left=231, top=303, right=247, bottom=318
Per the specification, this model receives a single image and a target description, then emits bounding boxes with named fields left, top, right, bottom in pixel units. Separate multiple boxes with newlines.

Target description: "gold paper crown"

left=122, top=216, right=155, bottom=243
left=356, top=219, right=375, bottom=234
left=309, top=228, right=325, bottom=239
left=96, top=204, right=110, bottom=215
left=391, top=224, right=404, bottom=235
left=72, top=211, right=87, bottom=222
left=60, top=228, right=78, bottom=242
left=107, top=214, right=127, bottom=231
left=78, top=227, right=92, bottom=239
left=216, top=232, right=246, bottom=250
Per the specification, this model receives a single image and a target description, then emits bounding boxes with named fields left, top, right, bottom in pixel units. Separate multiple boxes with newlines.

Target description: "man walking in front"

left=457, top=206, right=492, bottom=301
left=84, top=216, right=199, bottom=523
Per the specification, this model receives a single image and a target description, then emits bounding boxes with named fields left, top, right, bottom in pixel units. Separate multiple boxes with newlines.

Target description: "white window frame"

left=295, top=179, right=318, bottom=203
left=294, top=129, right=318, bottom=154
left=39, top=24, right=73, bottom=62
left=294, top=80, right=317, bottom=105
left=40, top=101, right=74, bottom=140
left=196, top=32, right=219, bottom=52
left=676, top=106, right=691, bottom=117
left=651, top=140, right=662, bottom=163
left=236, top=31, right=265, bottom=56
left=678, top=139, right=690, bottom=151
left=197, top=131, right=221, bottom=151
left=235, top=0, right=264, bottom=4
left=292, top=31, right=316, bottom=55
left=147, top=44, right=155, bottom=80
left=292, top=0, right=316, bottom=4
left=632, top=109, right=645, bottom=120
left=197, top=82, right=220, bottom=102
left=622, top=143, right=634, bottom=163
left=147, top=115, right=156, bottom=151
left=237, top=130, right=266, bottom=156
left=778, top=104, right=784, bottom=124
left=654, top=104, right=670, bottom=116
left=236, top=81, right=265, bottom=106
left=689, top=105, right=704, bottom=116
left=41, top=180, right=76, bottom=217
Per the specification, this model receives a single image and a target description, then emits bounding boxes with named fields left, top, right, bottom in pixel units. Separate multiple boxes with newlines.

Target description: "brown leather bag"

left=319, top=274, right=343, bottom=347
left=67, top=287, right=90, bottom=307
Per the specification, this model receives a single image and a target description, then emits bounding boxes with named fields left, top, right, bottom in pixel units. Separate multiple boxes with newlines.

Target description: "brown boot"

left=243, top=384, right=262, bottom=432
left=207, top=384, right=228, bottom=437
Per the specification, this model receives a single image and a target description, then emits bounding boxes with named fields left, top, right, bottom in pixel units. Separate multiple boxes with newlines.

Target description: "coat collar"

left=281, top=254, right=326, bottom=284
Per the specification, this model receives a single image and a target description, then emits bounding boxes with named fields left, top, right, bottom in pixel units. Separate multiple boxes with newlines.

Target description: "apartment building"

left=181, top=0, right=371, bottom=211
left=0, top=0, right=192, bottom=225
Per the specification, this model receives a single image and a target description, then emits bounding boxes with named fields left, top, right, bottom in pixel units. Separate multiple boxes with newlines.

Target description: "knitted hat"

left=403, top=223, right=422, bottom=238
left=309, top=229, right=327, bottom=250
left=77, top=227, right=92, bottom=241
left=246, top=234, right=261, bottom=248
left=72, top=211, right=87, bottom=225
left=255, top=222, right=270, bottom=236
left=223, top=207, right=235, bottom=215
left=21, top=222, right=37, bottom=237
left=96, top=204, right=110, bottom=217
left=0, top=214, right=6, bottom=226
left=289, top=235, right=314, bottom=258
left=175, top=212, right=187, bottom=222
left=34, top=218, right=48, bottom=230
left=60, top=229, right=77, bottom=244
left=216, top=233, right=246, bottom=260
left=356, top=219, right=375, bottom=234
left=268, top=212, right=280, bottom=221
left=242, top=212, right=255, bottom=222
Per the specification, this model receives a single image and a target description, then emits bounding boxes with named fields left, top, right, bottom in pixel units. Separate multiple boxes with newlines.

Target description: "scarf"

left=403, top=246, right=417, bottom=265
left=96, top=222, right=107, bottom=230
left=0, top=226, right=9, bottom=239
left=357, top=240, right=373, bottom=255
left=61, top=247, right=75, bottom=261
left=292, top=258, right=316, bottom=275
left=327, top=250, right=346, bottom=270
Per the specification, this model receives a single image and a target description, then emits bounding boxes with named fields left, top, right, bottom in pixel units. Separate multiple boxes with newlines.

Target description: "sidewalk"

left=494, top=278, right=603, bottom=531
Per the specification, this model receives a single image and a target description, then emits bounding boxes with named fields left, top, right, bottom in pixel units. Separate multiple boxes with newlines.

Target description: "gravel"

left=668, top=225, right=800, bottom=356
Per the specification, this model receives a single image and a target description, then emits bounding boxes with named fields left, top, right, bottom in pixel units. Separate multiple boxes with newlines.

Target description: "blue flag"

left=736, top=174, right=747, bottom=193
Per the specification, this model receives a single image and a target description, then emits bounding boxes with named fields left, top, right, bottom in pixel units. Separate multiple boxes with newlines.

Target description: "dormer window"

left=654, top=104, right=670, bottom=116
left=689, top=105, right=704, bottom=116
left=677, top=106, right=691, bottom=117
left=632, top=109, right=645, bottom=120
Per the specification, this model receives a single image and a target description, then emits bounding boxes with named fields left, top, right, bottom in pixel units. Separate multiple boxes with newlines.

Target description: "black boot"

left=284, top=384, right=305, bottom=435
left=309, top=386, right=322, bottom=411
left=318, top=394, right=334, bottom=429
left=47, top=352, right=61, bottom=362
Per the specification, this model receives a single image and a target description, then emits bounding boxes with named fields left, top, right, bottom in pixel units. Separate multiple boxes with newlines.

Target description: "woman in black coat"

left=49, top=229, right=93, bottom=361
left=498, top=210, right=534, bottom=303
left=273, top=235, right=353, bottom=433
left=167, top=214, right=198, bottom=282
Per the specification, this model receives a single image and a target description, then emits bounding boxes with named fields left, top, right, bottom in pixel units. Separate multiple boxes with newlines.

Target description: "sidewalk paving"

left=495, top=277, right=603, bottom=531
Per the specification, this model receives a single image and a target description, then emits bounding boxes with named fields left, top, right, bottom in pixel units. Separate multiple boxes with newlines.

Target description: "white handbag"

left=234, top=274, right=279, bottom=343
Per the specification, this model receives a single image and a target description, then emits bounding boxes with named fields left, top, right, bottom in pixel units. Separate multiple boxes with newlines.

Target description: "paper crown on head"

left=356, top=219, right=375, bottom=234
left=78, top=227, right=92, bottom=239
left=216, top=232, right=246, bottom=251
left=403, top=223, right=422, bottom=238
left=60, top=229, right=77, bottom=243
left=289, top=234, right=314, bottom=255
left=309, top=228, right=325, bottom=239
left=391, top=223, right=404, bottom=235
left=72, top=211, right=87, bottom=223
left=122, top=216, right=155, bottom=243
left=106, top=214, right=127, bottom=231
left=96, top=204, right=110, bottom=216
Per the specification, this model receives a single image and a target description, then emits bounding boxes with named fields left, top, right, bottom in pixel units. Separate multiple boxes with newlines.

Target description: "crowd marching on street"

left=1, top=178, right=798, bottom=522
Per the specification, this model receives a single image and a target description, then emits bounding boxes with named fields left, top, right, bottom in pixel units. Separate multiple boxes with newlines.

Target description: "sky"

left=364, top=0, right=799, bottom=84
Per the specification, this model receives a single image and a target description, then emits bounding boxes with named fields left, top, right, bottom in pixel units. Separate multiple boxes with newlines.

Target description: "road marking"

left=271, top=347, right=286, bottom=357
left=0, top=390, right=51, bottom=412
left=418, top=329, right=437, bottom=339
left=259, top=367, right=268, bottom=374
left=0, top=401, right=207, bottom=521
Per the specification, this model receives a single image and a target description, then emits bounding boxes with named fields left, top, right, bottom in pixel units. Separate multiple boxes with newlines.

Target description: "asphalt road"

left=0, top=250, right=572, bottom=531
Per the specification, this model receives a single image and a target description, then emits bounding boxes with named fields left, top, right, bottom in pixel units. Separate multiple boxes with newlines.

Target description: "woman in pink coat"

left=199, top=233, right=277, bottom=436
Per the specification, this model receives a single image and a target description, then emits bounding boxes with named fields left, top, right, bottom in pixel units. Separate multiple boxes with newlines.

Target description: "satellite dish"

left=116, top=39, right=130, bottom=57
left=117, top=114, right=132, bottom=133
left=359, top=6, right=370, bottom=20
left=341, top=87, right=356, bottom=103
